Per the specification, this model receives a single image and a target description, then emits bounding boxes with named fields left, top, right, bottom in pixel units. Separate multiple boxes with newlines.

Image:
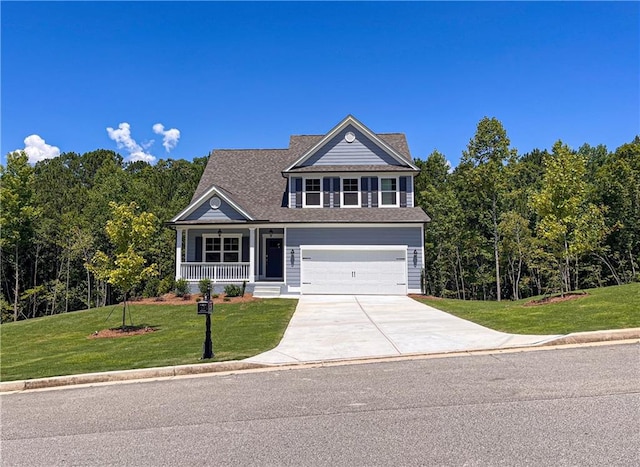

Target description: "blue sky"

left=2, top=1, right=638, bottom=168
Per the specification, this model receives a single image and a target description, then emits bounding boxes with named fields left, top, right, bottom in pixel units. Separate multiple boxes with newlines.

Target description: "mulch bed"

left=130, top=293, right=257, bottom=306
left=525, top=291, right=588, bottom=306
left=89, top=326, right=157, bottom=339
left=88, top=293, right=257, bottom=339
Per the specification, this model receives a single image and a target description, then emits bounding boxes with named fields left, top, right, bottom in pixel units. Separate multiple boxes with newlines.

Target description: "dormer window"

left=343, top=178, right=360, bottom=207
left=304, top=178, right=321, bottom=207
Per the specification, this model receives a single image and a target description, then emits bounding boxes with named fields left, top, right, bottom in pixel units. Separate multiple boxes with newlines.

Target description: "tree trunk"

left=13, top=244, right=19, bottom=322
left=86, top=270, right=91, bottom=310
left=32, top=244, right=40, bottom=318
left=456, top=246, right=466, bottom=300
left=65, top=254, right=70, bottom=313
left=562, top=235, right=570, bottom=295
left=492, top=196, right=501, bottom=301
left=594, top=253, right=621, bottom=285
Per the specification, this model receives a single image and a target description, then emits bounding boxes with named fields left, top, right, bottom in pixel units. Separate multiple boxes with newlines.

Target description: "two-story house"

left=169, top=115, right=430, bottom=297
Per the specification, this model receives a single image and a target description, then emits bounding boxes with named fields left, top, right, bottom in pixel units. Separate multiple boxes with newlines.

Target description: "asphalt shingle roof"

left=184, top=132, right=430, bottom=224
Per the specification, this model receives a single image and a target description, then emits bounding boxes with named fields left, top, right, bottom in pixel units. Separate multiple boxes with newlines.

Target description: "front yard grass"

left=415, top=283, right=640, bottom=335
left=0, top=299, right=297, bottom=382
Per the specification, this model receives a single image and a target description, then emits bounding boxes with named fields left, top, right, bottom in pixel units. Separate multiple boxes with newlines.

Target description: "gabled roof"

left=283, top=115, right=419, bottom=172
left=170, top=117, right=430, bottom=226
left=170, top=184, right=255, bottom=223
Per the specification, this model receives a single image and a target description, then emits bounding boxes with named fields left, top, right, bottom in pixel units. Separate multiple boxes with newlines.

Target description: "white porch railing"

left=180, top=263, right=250, bottom=282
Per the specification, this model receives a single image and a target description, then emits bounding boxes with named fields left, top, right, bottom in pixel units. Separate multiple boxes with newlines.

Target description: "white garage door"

left=301, top=247, right=407, bottom=295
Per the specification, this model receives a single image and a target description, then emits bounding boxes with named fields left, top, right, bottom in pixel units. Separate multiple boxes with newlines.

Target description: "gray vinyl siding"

left=302, top=126, right=403, bottom=167
left=185, top=199, right=246, bottom=222
left=286, top=227, right=423, bottom=290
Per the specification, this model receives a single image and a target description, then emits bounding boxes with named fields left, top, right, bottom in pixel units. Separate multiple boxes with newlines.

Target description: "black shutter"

left=323, top=178, right=331, bottom=208
left=332, top=177, right=340, bottom=207
left=294, top=178, right=302, bottom=208
left=400, top=176, right=407, bottom=207
left=242, top=236, right=249, bottom=262
left=361, top=177, right=369, bottom=207
left=371, top=177, right=379, bottom=207
left=195, top=236, right=203, bottom=262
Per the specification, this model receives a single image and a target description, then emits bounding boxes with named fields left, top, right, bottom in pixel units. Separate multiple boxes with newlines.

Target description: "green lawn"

left=415, top=283, right=640, bottom=334
left=0, top=299, right=297, bottom=382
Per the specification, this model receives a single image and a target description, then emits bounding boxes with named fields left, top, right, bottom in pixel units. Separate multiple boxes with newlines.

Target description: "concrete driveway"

left=246, top=295, right=560, bottom=364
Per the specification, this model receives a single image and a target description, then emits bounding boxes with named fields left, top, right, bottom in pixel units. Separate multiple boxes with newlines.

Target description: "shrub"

left=175, top=278, right=190, bottom=298
left=198, top=278, right=212, bottom=297
left=224, top=284, right=243, bottom=297
left=157, top=277, right=175, bottom=295
left=143, top=277, right=160, bottom=298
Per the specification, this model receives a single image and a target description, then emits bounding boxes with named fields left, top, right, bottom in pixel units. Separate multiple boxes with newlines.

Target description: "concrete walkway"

left=246, top=295, right=561, bottom=364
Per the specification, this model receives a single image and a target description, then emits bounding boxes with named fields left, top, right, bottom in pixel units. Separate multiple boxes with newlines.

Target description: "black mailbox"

left=197, top=300, right=213, bottom=315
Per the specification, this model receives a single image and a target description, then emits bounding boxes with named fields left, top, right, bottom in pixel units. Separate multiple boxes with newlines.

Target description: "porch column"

left=175, top=228, right=183, bottom=281
left=249, top=228, right=256, bottom=283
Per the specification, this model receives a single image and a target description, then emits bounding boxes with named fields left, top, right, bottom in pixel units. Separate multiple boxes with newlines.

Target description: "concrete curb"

left=0, top=361, right=267, bottom=393
left=540, top=328, right=640, bottom=346
left=2, top=328, right=638, bottom=393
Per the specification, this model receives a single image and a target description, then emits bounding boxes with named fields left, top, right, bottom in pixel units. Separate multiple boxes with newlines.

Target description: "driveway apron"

left=246, top=296, right=560, bottom=364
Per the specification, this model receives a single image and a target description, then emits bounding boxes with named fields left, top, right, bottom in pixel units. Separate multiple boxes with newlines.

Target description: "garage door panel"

left=301, top=248, right=407, bottom=295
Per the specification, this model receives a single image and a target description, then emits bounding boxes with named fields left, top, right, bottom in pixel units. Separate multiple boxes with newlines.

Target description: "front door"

left=265, top=238, right=283, bottom=278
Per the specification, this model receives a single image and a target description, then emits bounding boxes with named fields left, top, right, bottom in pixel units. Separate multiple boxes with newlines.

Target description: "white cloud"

left=106, top=122, right=155, bottom=163
left=152, top=123, right=181, bottom=152
left=17, top=134, right=61, bottom=164
left=446, top=159, right=453, bottom=173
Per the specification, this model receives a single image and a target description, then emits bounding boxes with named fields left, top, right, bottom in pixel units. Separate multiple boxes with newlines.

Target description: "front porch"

left=180, top=262, right=251, bottom=282
left=174, top=227, right=285, bottom=284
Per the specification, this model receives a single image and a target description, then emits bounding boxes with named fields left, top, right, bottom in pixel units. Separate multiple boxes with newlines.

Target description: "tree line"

left=1, top=119, right=638, bottom=321
left=414, top=118, right=639, bottom=301
left=1, top=150, right=206, bottom=322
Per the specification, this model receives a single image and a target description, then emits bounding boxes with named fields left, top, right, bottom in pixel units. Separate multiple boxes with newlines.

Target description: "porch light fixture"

left=413, top=249, right=418, bottom=261
left=217, top=229, right=222, bottom=238
left=290, top=249, right=295, bottom=265
left=269, top=229, right=273, bottom=237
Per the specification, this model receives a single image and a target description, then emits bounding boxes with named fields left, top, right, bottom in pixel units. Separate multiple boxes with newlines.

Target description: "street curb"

left=540, top=328, right=640, bottom=346
left=2, top=328, right=638, bottom=393
left=0, top=361, right=267, bottom=393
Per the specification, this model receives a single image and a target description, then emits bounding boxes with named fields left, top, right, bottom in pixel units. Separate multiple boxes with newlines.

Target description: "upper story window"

left=380, top=178, right=398, bottom=206
left=204, top=234, right=241, bottom=263
left=342, top=178, right=359, bottom=206
left=304, top=178, right=321, bottom=207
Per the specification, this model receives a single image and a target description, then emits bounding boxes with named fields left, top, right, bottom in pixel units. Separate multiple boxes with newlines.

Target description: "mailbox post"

left=197, top=289, right=214, bottom=359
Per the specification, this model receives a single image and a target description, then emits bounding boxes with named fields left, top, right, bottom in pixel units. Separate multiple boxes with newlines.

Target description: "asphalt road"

left=2, top=343, right=639, bottom=466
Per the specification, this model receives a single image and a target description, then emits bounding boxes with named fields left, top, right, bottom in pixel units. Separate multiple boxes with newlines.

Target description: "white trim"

left=283, top=115, right=420, bottom=172
left=378, top=176, right=400, bottom=208
left=175, top=228, right=183, bottom=281
left=249, top=228, right=256, bottom=283
left=299, top=245, right=408, bottom=295
left=301, top=245, right=407, bottom=252
left=341, top=176, right=360, bottom=208
left=283, top=227, right=288, bottom=285
left=170, top=185, right=254, bottom=222
left=302, top=177, right=322, bottom=208
left=202, top=233, right=243, bottom=263
left=286, top=223, right=426, bottom=229
left=262, top=233, right=284, bottom=279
